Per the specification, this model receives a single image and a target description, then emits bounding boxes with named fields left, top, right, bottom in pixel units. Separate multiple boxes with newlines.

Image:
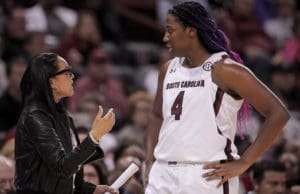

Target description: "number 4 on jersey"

left=171, top=91, right=185, bottom=120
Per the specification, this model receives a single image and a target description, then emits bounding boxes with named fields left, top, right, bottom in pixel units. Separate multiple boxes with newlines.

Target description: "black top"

left=15, top=102, right=104, bottom=194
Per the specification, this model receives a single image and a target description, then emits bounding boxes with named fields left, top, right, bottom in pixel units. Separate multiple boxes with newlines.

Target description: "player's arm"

left=214, top=58, right=289, bottom=165
left=144, top=61, right=169, bottom=186
left=203, top=57, right=290, bottom=186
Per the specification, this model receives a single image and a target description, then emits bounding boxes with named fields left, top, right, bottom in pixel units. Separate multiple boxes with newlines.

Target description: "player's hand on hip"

left=90, top=106, right=115, bottom=142
left=93, top=185, right=119, bottom=194
left=202, top=159, right=249, bottom=188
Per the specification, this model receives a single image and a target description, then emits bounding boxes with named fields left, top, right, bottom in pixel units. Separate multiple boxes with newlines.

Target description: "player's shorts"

left=145, top=160, right=239, bottom=194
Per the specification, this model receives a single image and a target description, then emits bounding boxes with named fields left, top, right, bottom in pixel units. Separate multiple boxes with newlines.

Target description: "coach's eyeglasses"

left=51, top=67, right=74, bottom=79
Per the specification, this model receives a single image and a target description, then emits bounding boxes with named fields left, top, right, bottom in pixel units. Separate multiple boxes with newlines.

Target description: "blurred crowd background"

left=0, top=0, right=299, bottom=194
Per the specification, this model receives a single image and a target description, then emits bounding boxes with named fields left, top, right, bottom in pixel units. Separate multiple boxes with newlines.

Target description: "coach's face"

left=255, top=170, right=286, bottom=194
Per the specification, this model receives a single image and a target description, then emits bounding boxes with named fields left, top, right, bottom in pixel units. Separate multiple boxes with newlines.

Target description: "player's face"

left=163, top=14, right=191, bottom=57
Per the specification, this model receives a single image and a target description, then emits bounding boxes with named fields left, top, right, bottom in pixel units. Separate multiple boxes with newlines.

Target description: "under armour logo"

left=170, top=68, right=176, bottom=73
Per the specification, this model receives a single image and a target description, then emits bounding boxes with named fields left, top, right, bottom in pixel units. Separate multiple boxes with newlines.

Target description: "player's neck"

left=185, top=50, right=211, bottom=68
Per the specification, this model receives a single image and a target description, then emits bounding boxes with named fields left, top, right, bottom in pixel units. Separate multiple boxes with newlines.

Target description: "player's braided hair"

left=169, top=1, right=241, bottom=63
left=169, top=2, right=251, bottom=134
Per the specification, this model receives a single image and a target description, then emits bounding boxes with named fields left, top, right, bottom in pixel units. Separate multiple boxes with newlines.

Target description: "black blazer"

left=15, top=102, right=104, bottom=194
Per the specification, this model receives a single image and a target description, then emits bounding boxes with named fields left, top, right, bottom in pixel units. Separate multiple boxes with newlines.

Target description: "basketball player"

left=144, top=2, right=289, bottom=194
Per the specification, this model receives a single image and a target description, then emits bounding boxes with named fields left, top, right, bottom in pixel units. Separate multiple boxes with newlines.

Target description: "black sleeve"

left=83, top=147, right=104, bottom=165
left=74, top=168, right=97, bottom=194
left=26, top=111, right=99, bottom=178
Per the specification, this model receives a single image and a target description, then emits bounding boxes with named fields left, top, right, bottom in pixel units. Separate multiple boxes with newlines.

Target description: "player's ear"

left=186, top=26, right=197, bottom=38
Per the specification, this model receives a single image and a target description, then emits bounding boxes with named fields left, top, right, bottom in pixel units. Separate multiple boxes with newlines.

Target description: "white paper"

left=104, top=162, right=139, bottom=193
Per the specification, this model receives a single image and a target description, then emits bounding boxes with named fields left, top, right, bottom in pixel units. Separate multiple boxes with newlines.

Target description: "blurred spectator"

left=212, top=5, right=235, bottom=48
left=99, top=133, right=118, bottom=171
left=156, top=0, right=210, bottom=26
left=282, top=13, right=300, bottom=66
left=110, top=0, right=162, bottom=42
left=75, top=1, right=139, bottom=68
left=0, top=38, right=7, bottom=95
left=281, top=140, right=300, bottom=163
left=261, top=133, right=286, bottom=161
left=216, top=0, right=275, bottom=85
left=0, top=154, right=15, bottom=194
left=114, top=144, right=145, bottom=166
left=250, top=160, right=286, bottom=194
left=278, top=152, right=299, bottom=188
left=77, top=93, right=105, bottom=120
left=0, top=138, right=15, bottom=160
left=71, top=112, right=91, bottom=142
left=290, top=185, right=300, bottom=194
left=81, top=0, right=125, bottom=43
left=117, top=91, right=153, bottom=147
left=84, top=160, right=109, bottom=185
left=69, top=47, right=127, bottom=131
left=2, top=7, right=27, bottom=62
left=253, top=0, right=275, bottom=22
left=0, top=5, right=5, bottom=34
left=58, top=10, right=101, bottom=67
left=270, top=65, right=299, bottom=111
left=25, top=0, right=77, bottom=47
left=137, top=47, right=171, bottom=97
left=283, top=112, right=300, bottom=148
left=23, top=31, right=47, bottom=60
left=230, top=0, right=276, bottom=55
left=263, top=0, right=296, bottom=49
left=0, top=57, right=26, bottom=143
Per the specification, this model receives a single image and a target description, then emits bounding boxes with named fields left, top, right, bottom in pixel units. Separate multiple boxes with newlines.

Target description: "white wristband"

left=89, top=133, right=99, bottom=144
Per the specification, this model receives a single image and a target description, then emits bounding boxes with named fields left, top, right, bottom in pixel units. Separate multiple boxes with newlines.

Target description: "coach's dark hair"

left=168, top=1, right=241, bottom=62
left=20, top=52, right=64, bottom=115
left=252, top=160, right=286, bottom=183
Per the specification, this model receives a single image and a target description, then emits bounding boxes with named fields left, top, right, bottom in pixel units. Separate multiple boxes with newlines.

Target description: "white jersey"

left=154, top=52, right=243, bottom=162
